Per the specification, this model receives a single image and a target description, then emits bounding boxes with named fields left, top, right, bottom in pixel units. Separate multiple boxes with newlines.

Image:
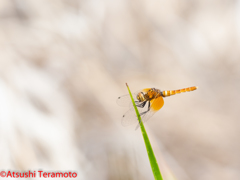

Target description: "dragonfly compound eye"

left=137, top=92, right=145, bottom=102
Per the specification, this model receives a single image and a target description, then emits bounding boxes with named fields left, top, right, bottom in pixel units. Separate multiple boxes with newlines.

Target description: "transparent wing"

left=121, top=101, right=150, bottom=126
left=143, top=96, right=164, bottom=123
left=116, top=94, right=133, bottom=107
left=135, top=96, right=164, bottom=129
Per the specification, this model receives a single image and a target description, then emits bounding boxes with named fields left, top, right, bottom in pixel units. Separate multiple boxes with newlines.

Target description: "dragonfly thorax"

left=136, top=88, right=161, bottom=102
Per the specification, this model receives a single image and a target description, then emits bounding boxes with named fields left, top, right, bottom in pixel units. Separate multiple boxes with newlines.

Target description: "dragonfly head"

left=136, top=92, right=145, bottom=102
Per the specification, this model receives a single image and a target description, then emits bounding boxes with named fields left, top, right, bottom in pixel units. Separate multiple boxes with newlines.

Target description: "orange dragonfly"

left=117, top=86, right=198, bottom=128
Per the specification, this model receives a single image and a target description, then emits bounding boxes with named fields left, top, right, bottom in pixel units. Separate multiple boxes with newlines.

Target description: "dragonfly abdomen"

left=162, top=86, right=198, bottom=97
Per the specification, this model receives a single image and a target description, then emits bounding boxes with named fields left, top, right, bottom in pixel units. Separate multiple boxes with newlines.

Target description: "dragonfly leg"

left=139, top=101, right=150, bottom=115
left=136, top=101, right=147, bottom=108
left=136, top=101, right=151, bottom=130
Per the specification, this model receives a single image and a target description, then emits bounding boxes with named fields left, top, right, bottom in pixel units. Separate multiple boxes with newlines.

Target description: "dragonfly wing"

left=135, top=96, right=164, bottom=129
left=121, top=100, right=150, bottom=126
left=116, top=94, right=132, bottom=107
left=150, top=95, right=164, bottom=112
left=121, top=106, right=138, bottom=126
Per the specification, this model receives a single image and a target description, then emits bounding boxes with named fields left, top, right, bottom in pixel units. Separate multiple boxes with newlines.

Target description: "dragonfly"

left=117, top=86, right=198, bottom=128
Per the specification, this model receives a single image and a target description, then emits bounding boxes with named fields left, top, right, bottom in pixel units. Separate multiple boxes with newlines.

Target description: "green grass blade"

left=126, top=83, right=163, bottom=180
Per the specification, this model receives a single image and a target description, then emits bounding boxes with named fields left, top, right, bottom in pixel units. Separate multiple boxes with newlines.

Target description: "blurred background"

left=0, top=0, right=240, bottom=179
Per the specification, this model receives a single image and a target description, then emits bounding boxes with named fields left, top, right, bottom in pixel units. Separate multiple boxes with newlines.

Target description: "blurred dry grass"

left=0, top=0, right=240, bottom=180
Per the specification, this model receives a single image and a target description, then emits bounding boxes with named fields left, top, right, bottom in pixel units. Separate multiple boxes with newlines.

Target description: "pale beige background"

left=0, top=0, right=239, bottom=180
